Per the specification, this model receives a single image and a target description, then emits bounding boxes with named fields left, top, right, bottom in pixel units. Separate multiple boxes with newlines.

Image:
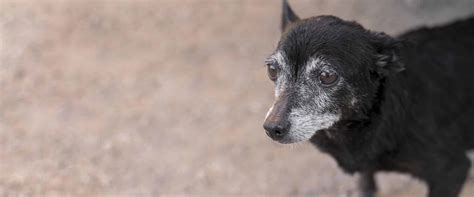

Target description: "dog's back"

left=395, top=17, right=474, bottom=150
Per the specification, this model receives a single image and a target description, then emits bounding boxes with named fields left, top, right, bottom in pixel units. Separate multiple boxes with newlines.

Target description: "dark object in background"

left=263, top=1, right=474, bottom=196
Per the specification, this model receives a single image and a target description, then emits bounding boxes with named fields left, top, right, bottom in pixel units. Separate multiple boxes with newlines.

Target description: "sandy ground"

left=1, top=0, right=474, bottom=196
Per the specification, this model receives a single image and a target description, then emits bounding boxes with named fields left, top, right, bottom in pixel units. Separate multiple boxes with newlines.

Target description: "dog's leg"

left=358, top=170, right=377, bottom=197
left=425, top=155, right=471, bottom=197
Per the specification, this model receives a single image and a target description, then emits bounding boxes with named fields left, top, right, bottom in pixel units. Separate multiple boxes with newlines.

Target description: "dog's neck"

left=310, top=75, right=405, bottom=173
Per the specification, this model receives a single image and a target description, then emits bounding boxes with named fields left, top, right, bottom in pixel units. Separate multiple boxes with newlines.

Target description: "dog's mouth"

left=264, top=105, right=343, bottom=144
left=276, top=137, right=304, bottom=144
left=275, top=128, right=327, bottom=144
left=274, top=118, right=349, bottom=144
left=275, top=136, right=298, bottom=144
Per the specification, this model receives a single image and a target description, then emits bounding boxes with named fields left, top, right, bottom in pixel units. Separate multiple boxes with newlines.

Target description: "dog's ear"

left=371, top=32, right=406, bottom=76
left=282, top=0, right=300, bottom=32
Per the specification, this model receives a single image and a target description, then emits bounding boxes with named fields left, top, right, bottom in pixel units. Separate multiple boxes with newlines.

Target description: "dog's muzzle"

left=263, top=95, right=290, bottom=141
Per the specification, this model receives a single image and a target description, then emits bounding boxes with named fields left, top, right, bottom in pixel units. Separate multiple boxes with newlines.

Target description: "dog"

left=263, top=1, right=474, bottom=196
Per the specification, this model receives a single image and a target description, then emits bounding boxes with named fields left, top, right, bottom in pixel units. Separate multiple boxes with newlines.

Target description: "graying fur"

left=266, top=52, right=341, bottom=143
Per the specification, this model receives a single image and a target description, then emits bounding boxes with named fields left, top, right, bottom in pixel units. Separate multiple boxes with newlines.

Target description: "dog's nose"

left=263, top=121, right=289, bottom=141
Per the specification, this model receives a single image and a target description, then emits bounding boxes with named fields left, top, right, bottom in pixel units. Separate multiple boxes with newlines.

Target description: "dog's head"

left=263, top=0, right=404, bottom=144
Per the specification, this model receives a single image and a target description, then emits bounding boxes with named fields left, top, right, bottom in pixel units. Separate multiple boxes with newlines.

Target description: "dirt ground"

left=1, top=0, right=474, bottom=196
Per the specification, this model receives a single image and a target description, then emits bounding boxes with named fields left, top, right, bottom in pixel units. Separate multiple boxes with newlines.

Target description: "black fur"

left=281, top=0, right=299, bottom=32
left=270, top=2, right=474, bottom=197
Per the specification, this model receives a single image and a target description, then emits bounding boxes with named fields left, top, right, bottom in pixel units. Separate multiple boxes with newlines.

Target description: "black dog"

left=263, top=1, right=474, bottom=196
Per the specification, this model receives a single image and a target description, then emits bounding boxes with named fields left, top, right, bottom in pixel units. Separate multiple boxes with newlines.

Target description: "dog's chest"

left=310, top=130, right=375, bottom=173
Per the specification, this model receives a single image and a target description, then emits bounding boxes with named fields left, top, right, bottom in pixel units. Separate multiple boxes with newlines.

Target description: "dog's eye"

left=267, top=63, right=279, bottom=81
left=319, top=71, right=338, bottom=85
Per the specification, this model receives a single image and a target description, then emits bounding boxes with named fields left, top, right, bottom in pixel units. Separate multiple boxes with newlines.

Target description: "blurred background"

left=1, top=0, right=474, bottom=196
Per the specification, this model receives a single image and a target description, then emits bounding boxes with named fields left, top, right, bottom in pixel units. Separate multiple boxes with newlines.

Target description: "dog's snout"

left=264, top=94, right=290, bottom=141
left=264, top=121, right=289, bottom=140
